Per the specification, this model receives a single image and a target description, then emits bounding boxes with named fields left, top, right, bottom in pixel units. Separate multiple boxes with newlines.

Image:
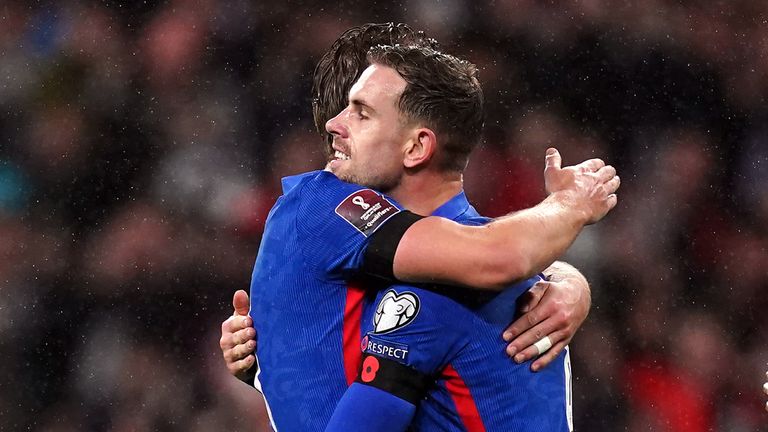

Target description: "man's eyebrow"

left=350, top=98, right=376, bottom=113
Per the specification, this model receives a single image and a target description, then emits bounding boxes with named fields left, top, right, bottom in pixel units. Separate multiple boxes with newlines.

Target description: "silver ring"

left=533, top=336, right=553, bottom=355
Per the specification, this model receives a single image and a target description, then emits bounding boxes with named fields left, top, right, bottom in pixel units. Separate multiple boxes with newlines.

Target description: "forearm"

left=490, top=193, right=589, bottom=281
left=392, top=192, right=588, bottom=290
left=384, top=148, right=620, bottom=290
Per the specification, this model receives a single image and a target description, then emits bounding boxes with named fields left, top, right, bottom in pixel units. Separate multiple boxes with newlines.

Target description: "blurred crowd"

left=1, top=0, right=767, bottom=431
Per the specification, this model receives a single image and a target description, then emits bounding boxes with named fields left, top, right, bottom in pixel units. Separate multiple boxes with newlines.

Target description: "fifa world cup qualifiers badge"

left=334, top=189, right=401, bottom=236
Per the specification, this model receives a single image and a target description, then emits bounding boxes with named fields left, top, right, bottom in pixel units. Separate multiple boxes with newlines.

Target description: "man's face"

left=325, top=64, right=411, bottom=192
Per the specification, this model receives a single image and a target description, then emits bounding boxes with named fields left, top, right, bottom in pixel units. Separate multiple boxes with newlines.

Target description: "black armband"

left=362, top=211, right=424, bottom=280
left=355, top=353, right=431, bottom=405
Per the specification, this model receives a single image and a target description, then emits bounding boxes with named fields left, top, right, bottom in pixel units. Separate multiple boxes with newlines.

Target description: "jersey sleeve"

left=325, top=383, right=416, bottom=432
left=356, top=285, right=472, bottom=393
left=296, top=171, right=418, bottom=280
left=326, top=286, right=470, bottom=432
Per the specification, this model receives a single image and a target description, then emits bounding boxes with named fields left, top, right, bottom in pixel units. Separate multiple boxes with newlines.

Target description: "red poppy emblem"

left=361, top=355, right=380, bottom=383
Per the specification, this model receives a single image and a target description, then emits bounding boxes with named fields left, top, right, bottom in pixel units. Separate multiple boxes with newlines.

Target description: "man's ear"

left=403, top=128, right=437, bottom=169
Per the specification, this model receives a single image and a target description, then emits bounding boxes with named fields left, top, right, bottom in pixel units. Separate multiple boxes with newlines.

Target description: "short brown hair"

left=311, top=23, right=439, bottom=144
left=367, top=44, right=484, bottom=172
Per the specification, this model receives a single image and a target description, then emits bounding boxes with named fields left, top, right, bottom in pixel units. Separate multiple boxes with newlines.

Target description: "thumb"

left=520, top=281, right=549, bottom=313
left=232, top=290, right=250, bottom=316
left=516, top=290, right=535, bottom=315
left=544, top=148, right=561, bottom=172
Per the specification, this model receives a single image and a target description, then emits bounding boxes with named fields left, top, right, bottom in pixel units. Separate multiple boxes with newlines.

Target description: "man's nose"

left=325, top=109, right=349, bottom=138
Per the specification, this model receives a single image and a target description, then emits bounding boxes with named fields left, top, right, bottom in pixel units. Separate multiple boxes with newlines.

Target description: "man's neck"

left=389, top=170, right=463, bottom=216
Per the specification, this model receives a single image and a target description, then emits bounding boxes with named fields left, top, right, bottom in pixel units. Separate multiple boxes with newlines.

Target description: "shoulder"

left=369, top=285, right=473, bottom=336
left=297, top=172, right=404, bottom=237
left=294, top=170, right=402, bottom=213
left=282, top=170, right=361, bottom=199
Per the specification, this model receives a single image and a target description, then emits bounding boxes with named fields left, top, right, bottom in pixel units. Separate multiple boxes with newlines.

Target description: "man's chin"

left=327, top=159, right=350, bottom=176
left=332, top=170, right=358, bottom=185
left=334, top=171, right=352, bottom=183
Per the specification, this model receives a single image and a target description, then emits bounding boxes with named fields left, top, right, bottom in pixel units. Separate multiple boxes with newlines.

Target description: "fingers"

left=220, top=308, right=258, bottom=380
left=530, top=339, right=568, bottom=372
left=589, top=175, right=620, bottom=224
left=517, top=281, right=548, bottom=314
left=503, top=288, right=548, bottom=345
left=232, top=326, right=257, bottom=346
left=764, top=371, right=768, bottom=412
left=505, top=313, right=559, bottom=359
left=223, top=331, right=256, bottom=364
left=595, top=165, right=616, bottom=183
left=504, top=310, right=554, bottom=357
left=221, top=315, right=252, bottom=338
left=503, top=281, right=552, bottom=343
left=580, top=158, right=605, bottom=172
left=532, top=335, right=553, bottom=355
left=596, top=166, right=620, bottom=203
left=510, top=329, right=567, bottom=366
left=544, top=148, right=562, bottom=171
left=228, top=354, right=256, bottom=377
left=504, top=279, right=582, bottom=365
left=603, top=175, right=621, bottom=195
left=223, top=338, right=253, bottom=363
left=764, top=371, right=768, bottom=395
left=220, top=315, right=254, bottom=350
left=232, top=289, right=251, bottom=316
left=229, top=339, right=257, bottom=362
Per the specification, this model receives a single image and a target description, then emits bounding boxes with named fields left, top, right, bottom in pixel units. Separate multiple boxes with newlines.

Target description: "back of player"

left=249, top=170, right=405, bottom=431
left=357, top=282, right=572, bottom=431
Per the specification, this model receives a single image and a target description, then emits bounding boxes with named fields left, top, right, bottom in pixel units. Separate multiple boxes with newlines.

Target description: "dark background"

left=1, top=0, right=767, bottom=430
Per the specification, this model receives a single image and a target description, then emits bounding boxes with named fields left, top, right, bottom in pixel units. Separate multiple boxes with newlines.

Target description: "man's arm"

left=502, top=261, right=590, bottom=371
left=325, top=383, right=416, bottom=432
left=219, top=267, right=590, bottom=381
left=325, top=286, right=463, bottom=431
left=381, top=149, right=619, bottom=290
left=221, top=150, right=616, bottom=377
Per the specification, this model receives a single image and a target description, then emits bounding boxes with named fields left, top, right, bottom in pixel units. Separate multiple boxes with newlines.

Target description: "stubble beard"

left=337, top=165, right=401, bottom=194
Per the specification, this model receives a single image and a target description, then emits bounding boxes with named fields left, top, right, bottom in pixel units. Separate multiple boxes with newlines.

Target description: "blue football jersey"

left=251, top=169, right=571, bottom=432
left=250, top=170, right=406, bottom=431
left=357, top=193, right=573, bottom=432
left=360, top=283, right=572, bottom=432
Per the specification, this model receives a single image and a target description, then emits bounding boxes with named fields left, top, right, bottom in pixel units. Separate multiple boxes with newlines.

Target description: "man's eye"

left=347, top=106, right=368, bottom=120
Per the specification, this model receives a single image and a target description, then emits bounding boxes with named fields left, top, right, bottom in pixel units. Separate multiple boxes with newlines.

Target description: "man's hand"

left=502, top=262, right=590, bottom=371
left=764, top=370, right=768, bottom=412
left=544, top=147, right=620, bottom=225
left=219, top=290, right=257, bottom=382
